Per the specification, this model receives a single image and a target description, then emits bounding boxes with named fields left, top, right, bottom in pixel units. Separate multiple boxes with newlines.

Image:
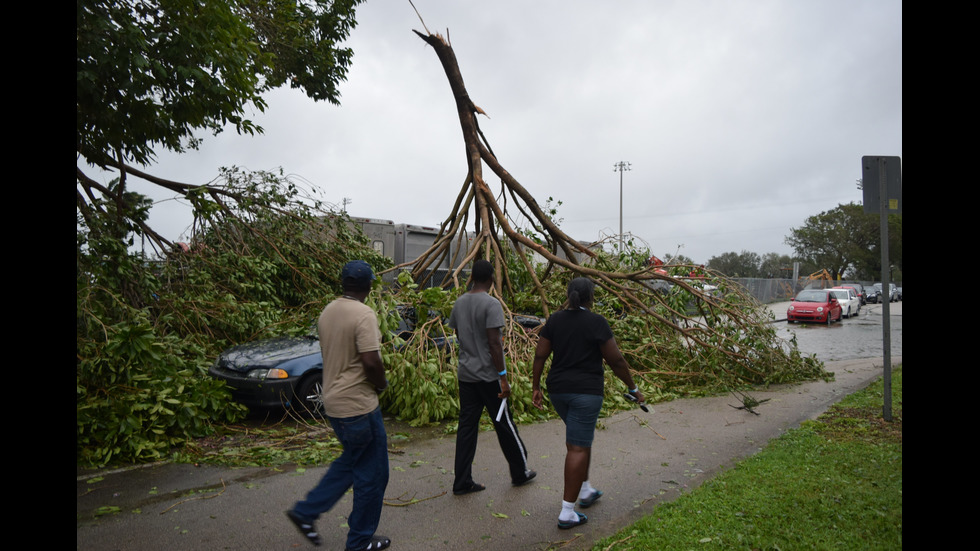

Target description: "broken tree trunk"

left=403, top=31, right=684, bottom=312
left=399, top=25, right=797, bottom=376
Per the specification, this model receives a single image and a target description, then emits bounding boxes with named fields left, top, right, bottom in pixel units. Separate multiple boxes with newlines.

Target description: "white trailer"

left=347, top=217, right=396, bottom=260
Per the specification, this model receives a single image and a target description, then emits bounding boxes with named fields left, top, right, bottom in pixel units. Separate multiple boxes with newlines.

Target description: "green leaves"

left=77, top=0, right=363, bottom=167
left=786, top=202, right=902, bottom=281
left=76, top=318, right=250, bottom=467
left=77, top=167, right=394, bottom=468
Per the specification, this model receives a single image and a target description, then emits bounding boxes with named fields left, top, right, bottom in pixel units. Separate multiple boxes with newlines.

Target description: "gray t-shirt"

left=448, top=291, right=506, bottom=383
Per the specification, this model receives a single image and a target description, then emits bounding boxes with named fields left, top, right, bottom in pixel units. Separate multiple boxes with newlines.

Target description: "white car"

left=829, top=288, right=860, bottom=318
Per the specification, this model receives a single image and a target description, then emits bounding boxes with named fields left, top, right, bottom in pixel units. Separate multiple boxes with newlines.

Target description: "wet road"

left=769, top=300, right=902, bottom=362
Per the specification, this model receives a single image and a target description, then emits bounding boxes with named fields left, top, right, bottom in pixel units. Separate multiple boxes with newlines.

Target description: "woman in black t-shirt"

left=531, top=277, right=645, bottom=529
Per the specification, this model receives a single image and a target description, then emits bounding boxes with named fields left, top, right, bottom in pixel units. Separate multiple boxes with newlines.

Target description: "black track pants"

left=453, top=380, right=530, bottom=491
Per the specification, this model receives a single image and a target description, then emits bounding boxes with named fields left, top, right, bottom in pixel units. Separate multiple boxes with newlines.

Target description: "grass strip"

left=593, top=367, right=902, bottom=550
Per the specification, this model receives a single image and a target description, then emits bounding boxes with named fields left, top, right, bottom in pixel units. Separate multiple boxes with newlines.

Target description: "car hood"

left=790, top=301, right=830, bottom=308
left=216, top=335, right=320, bottom=372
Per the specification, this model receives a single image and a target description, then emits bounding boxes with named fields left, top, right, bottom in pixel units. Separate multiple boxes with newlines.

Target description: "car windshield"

left=829, top=290, right=848, bottom=300
left=795, top=290, right=828, bottom=302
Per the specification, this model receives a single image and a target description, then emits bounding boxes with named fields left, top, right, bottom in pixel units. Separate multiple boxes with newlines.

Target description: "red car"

left=787, top=289, right=843, bottom=324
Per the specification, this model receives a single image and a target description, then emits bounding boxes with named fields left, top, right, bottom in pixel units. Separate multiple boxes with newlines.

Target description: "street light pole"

left=613, top=161, right=631, bottom=250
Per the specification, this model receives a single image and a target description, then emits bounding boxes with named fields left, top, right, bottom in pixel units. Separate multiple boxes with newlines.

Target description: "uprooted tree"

left=383, top=23, right=829, bottom=407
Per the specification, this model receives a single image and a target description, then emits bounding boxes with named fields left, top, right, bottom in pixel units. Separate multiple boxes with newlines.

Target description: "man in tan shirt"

left=287, top=260, right=392, bottom=551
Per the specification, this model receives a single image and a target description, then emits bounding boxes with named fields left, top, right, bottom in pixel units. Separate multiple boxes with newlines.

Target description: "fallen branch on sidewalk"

left=160, top=478, right=227, bottom=514
left=383, top=490, right=447, bottom=507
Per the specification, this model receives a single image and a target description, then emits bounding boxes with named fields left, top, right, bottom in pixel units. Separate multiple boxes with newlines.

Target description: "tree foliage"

left=785, top=202, right=902, bottom=281
left=707, top=250, right=762, bottom=278
left=374, top=255, right=830, bottom=431
left=77, top=0, right=363, bottom=168
left=77, top=0, right=365, bottom=262
left=76, top=2, right=374, bottom=467
left=759, top=252, right=795, bottom=279
left=705, top=251, right=797, bottom=279
left=77, top=169, right=391, bottom=467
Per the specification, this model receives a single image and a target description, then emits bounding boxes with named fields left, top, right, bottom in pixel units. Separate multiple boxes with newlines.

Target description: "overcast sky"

left=128, top=0, right=902, bottom=265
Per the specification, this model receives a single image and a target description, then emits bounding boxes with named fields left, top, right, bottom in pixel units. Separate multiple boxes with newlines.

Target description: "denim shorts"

left=549, top=393, right=603, bottom=447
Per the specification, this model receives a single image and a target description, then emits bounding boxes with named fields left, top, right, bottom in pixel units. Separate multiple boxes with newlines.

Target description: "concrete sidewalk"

left=77, top=355, right=900, bottom=550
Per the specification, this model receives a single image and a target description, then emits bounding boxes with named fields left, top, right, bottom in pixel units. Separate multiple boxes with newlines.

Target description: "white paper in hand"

left=496, top=398, right=507, bottom=422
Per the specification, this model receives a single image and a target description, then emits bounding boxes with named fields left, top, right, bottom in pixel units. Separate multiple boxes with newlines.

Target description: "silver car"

left=828, top=288, right=860, bottom=318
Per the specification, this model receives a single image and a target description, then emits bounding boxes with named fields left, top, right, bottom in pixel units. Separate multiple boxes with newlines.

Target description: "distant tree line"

left=701, top=203, right=902, bottom=282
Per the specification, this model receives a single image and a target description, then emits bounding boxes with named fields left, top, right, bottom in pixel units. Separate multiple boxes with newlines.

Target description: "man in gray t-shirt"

left=451, top=290, right=505, bottom=383
left=447, top=259, right=535, bottom=495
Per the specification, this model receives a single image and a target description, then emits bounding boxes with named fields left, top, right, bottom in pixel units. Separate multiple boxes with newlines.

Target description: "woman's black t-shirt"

left=541, top=308, right=614, bottom=396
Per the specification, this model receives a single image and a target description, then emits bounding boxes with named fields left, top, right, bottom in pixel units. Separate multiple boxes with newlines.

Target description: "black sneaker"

left=286, top=509, right=322, bottom=546
left=346, top=535, right=391, bottom=551
left=512, top=469, right=537, bottom=486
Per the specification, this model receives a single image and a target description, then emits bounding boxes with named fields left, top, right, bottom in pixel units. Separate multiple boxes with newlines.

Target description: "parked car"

left=786, top=289, right=842, bottom=325
left=208, top=329, right=326, bottom=415
left=208, top=306, right=541, bottom=416
left=208, top=305, right=442, bottom=416
left=828, top=288, right=860, bottom=318
left=873, top=282, right=898, bottom=302
left=699, top=283, right=720, bottom=298
left=865, top=286, right=880, bottom=304
left=895, top=287, right=902, bottom=300
left=835, top=283, right=866, bottom=305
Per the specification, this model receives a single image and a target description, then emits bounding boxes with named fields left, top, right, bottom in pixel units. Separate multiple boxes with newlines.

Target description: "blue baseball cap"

left=341, top=260, right=376, bottom=284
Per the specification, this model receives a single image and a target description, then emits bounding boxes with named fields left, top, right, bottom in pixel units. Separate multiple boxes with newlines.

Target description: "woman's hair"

left=567, top=277, right=595, bottom=309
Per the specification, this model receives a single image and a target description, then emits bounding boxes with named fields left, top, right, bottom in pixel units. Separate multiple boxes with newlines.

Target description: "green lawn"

left=593, top=367, right=902, bottom=551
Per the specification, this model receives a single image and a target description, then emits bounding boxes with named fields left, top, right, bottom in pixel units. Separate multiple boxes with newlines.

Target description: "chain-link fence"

left=728, top=278, right=898, bottom=304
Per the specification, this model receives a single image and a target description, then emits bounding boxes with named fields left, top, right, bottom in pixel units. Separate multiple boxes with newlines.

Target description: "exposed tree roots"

left=401, top=24, right=804, bottom=380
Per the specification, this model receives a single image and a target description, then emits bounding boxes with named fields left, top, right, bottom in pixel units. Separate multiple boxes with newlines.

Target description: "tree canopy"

left=77, top=0, right=363, bottom=168
left=706, top=250, right=762, bottom=278
left=76, top=0, right=370, bottom=467
left=785, top=202, right=902, bottom=281
left=77, top=0, right=365, bottom=260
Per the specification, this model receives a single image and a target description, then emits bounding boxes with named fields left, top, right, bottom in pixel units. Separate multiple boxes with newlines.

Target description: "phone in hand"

left=624, top=392, right=649, bottom=412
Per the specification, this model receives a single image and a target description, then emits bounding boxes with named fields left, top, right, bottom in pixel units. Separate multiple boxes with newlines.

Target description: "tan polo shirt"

left=317, top=297, right=382, bottom=418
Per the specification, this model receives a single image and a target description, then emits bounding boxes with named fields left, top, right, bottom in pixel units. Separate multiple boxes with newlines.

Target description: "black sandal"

left=558, top=511, right=588, bottom=530
left=286, top=509, right=322, bottom=546
left=578, top=489, right=603, bottom=508
left=346, top=535, right=391, bottom=551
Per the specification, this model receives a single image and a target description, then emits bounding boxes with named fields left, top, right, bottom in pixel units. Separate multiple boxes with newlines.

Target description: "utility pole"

left=861, top=155, right=901, bottom=422
left=613, top=161, right=631, bottom=250
left=342, top=197, right=352, bottom=212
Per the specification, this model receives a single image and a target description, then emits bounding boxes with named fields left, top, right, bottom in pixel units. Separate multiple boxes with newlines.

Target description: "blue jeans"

left=293, top=407, right=389, bottom=549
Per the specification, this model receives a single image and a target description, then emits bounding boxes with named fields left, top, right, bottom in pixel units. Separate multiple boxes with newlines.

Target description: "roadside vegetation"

left=78, top=0, right=878, bottom=471
left=591, top=367, right=902, bottom=551
left=77, top=168, right=833, bottom=469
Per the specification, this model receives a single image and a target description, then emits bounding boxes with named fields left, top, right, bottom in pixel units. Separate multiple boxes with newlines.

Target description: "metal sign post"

left=861, top=156, right=901, bottom=422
